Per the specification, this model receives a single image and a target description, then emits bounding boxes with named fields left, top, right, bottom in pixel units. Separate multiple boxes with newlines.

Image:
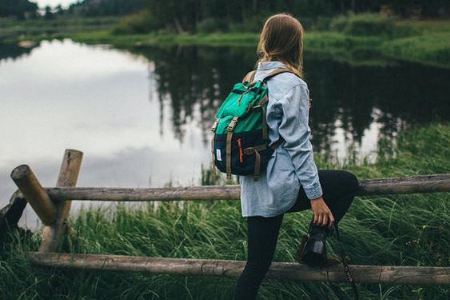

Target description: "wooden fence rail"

left=43, top=173, right=450, bottom=202
left=29, top=252, right=450, bottom=285
left=9, top=149, right=450, bottom=287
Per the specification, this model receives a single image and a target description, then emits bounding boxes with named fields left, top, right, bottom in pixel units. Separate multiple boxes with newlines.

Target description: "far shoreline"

left=2, top=17, right=450, bottom=69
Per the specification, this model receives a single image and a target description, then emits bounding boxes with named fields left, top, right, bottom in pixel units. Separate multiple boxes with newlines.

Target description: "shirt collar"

left=257, top=61, right=287, bottom=70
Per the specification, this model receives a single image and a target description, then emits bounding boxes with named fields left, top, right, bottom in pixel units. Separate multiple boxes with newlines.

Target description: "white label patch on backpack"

left=216, top=149, right=222, bottom=161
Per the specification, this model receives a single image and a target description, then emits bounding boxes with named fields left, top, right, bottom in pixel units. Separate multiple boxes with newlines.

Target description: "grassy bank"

left=0, top=16, right=118, bottom=42
left=1, top=123, right=449, bottom=299
left=380, top=20, right=450, bottom=68
left=25, top=28, right=447, bottom=68
left=3, top=14, right=450, bottom=68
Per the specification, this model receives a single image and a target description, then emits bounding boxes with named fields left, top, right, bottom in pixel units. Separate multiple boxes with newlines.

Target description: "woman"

left=233, top=13, right=359, bottom=300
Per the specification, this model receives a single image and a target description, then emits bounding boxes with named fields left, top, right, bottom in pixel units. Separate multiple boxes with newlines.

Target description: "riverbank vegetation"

left=2, top=13, right=450, bottom=69
left=0, top=0, right=37, bottom=20
left=1, top=123, right=449, bottom=299
left=0, top=16, right=119, bottom=40
left=70, top=16, right=450, bottom=68
left=2, top=2, right=450, bottom=68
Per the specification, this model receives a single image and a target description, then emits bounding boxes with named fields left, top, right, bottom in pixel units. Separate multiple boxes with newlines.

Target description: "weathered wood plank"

left=40, top=150, right=83, bottom=252
left=10, top=165, right=56, bottom=225
left=29, top=252, right=450, bottom=285
left=44, top=174, right=450, bottom=202
left=358, top=173, right=450, bottom=195
left=47, top=185, right=240, bottom=202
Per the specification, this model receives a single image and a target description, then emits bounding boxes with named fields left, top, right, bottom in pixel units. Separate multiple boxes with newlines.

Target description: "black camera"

left=297, top=221, right=335, bottom=267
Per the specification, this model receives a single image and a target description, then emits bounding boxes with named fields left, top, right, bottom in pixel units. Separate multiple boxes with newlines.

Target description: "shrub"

left=391, top=22, right=421, bottom=38
left=312, top=16, right=332, bottom=31
left=297, top=17, right=314, bottom=30
left=196, top=18, right=227, bottom=33
left=329, top=14, right=350, bottom=32
left=229, top=15, right=268, bottom=33
left=346, top=13, right=394, bottom=36
left=330, top=13, right=395, bottom=37
left=113, top=10, right=160, bottom=35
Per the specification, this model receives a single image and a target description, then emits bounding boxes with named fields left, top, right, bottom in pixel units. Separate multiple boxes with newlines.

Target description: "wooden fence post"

left=39, top=149, right=83, bottom=252
left=10, top=165, right=56, bottom=226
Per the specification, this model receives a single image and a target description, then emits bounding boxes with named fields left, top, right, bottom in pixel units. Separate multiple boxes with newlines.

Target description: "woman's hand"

left=310, top=196, right=335, bottom=227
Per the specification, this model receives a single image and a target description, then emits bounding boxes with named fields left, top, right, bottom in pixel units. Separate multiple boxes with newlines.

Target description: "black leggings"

left=233, top=170, right=359, bottom=300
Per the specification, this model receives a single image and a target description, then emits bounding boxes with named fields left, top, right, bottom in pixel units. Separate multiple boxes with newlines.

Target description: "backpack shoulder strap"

left=262, top=68, right=300, bottom=82
left=242, top=67, right=300, bottom=84
left=242, top=70, right=256, bottom=83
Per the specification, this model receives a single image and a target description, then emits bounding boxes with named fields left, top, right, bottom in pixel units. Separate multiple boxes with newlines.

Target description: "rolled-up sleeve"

left=276, top=83, right=323, bottom=200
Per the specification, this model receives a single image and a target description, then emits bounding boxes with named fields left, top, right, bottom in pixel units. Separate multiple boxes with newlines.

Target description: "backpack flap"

left=215, top=82, right=267, bottom=135
left=216, top=82, right=266, bottom=118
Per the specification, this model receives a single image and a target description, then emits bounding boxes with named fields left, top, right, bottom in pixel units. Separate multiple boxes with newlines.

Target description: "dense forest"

left=2, top=0, right=449, bottom=27
left=65, top=0, right=450, bottom=33
left=0, top=0, right=38, bottom=19
left=68, top=0, right=145, bottom=16
left=70, top=0, right=450, bottom=17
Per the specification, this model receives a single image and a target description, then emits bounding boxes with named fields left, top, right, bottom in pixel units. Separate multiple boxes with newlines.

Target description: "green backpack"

left=211, top=68, right=294, bottom=180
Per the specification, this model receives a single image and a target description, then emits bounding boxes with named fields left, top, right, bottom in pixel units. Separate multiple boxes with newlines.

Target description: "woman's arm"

left=277, top=83, right=334, bottom=226
left=277, top=82, right=322, bottom=199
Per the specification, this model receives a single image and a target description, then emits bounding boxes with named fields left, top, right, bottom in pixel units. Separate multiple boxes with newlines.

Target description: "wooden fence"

left=10, top=149, right=450, bottom=285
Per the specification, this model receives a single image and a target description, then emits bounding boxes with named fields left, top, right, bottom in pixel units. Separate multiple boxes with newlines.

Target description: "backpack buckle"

left=227, top=116, right=238, bottom=132
left=244, top=148, right=255, bottom=155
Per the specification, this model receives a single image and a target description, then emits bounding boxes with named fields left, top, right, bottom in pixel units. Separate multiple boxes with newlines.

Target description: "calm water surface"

left=1, top=39, right=449, bottom=227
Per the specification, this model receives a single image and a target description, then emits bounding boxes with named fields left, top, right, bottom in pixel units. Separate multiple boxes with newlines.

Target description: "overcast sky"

left=33, top=0, right=78, bottom=9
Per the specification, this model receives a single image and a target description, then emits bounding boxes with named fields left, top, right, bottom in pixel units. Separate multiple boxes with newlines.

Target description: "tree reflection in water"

left=103, top=45, right=450, bottom=161
left=0, top=42, right=37, bottom=63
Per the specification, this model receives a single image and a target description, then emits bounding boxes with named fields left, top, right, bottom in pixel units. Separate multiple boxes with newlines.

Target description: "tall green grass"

left=1, top=123, right=449, bottom=299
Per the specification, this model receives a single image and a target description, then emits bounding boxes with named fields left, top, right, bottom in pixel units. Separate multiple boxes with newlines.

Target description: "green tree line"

left=0, top=0, right=38, bottom=19
left=68, top=0, right=146, bottom=16
left=69, top=0, right=449, bottom=33
left=2, top=0, right=448, bottom=23
left=144, top=0, right=450, bottom=33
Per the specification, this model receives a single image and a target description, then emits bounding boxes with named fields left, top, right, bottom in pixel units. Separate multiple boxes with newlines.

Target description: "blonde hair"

left=257, top=13, right=304, bottom=77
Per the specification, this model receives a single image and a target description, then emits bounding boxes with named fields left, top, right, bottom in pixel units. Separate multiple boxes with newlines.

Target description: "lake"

left=1, top=39, right=449, bottom=227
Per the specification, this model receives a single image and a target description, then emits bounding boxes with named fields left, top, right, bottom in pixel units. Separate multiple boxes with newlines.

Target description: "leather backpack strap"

left=262, top=67, right=300, bottom=82
left=242, top=70, right=256, bottom=83
left=243, top=67, right=300, bottom=84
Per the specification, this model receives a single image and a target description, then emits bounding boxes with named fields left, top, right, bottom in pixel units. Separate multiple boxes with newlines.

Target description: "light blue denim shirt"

left=240, top=61, right=323, bottom=217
